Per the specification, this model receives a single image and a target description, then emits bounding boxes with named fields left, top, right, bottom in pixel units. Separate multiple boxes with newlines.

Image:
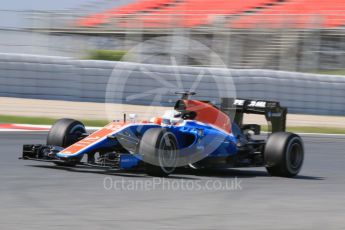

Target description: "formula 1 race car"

left=21, top=92, right=304, bottom=177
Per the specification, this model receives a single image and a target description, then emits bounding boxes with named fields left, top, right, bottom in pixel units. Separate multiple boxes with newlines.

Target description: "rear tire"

left=47, top=118, right=86, bottom=166
left=140, top=128, right=178, bottom=177
left=264, top=132, right=304, bottom=177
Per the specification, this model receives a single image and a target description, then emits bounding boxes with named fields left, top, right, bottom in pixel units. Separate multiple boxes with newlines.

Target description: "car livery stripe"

left=57, top=122, right=155, bottom=158
left=58, top=122, right=128, bottom=157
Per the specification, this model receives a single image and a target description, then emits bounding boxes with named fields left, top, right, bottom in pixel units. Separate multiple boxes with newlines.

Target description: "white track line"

left=0, top=124, right=101, bottom=132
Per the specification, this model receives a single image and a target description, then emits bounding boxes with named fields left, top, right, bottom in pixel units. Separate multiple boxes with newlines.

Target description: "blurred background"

left=0, top=0, right=344, bottom=131
left=2, top=0, right=345, bottom=72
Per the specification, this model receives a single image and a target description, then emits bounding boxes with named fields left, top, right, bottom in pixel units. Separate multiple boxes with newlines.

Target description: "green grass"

left=85, top=50, right=127, bottom=61
left=1, top=115, right=344, bottom=134
left=312, top=70, right=345, bottom=76
left=261, top=125, right=345, bottom=134
left=286, top=126, right=345, bottom=134
left=0, top=115, right=108, bottom=127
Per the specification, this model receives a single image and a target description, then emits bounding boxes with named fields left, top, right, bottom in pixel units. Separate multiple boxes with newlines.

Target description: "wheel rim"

left=69, top=124, right=85, bottom=136
left=289, top=143, right=302, bottom=169
left=286, top=138, right=303, bottom=173
left=65, top=124, right=86, bottom=146
left=158, top=133, right=177, bottom=174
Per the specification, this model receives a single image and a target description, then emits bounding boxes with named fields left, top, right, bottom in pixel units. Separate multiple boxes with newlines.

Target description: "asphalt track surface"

left=0, top=132, right=344, bottom=230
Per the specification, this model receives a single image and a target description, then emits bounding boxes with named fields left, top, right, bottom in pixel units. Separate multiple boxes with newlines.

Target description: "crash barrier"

left=0, top=53, right=344, bottom=115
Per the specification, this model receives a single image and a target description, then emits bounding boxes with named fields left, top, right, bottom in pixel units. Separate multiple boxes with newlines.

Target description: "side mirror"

left=128, top=114, right=137, bottom=123
left=129, top=114, right=137, bottom=119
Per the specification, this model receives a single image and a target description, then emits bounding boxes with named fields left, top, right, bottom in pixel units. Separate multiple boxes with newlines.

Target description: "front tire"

left=264, top=132, right=304, bottom=177
left=139, top=128, right=178, bottom=177
left=47, top=118, right=86, bottom=147
left=47, top=118, right=86, bottom=166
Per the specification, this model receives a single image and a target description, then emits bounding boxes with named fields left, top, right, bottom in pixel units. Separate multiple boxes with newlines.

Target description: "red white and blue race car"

left=21, top=92, right=304, bottom=177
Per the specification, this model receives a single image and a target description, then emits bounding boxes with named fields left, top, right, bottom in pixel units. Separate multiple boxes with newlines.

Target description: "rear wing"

left=221, top=98, right=287, bottom=133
